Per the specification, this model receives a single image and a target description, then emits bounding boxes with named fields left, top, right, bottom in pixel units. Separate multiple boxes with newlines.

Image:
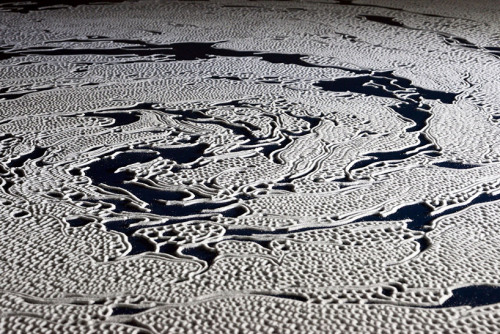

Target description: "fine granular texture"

left=1, top=0, right=500, bottom=333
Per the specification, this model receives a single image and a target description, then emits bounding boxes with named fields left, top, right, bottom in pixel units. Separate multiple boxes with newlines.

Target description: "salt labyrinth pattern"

left=1, top=0, right=500, bottom=333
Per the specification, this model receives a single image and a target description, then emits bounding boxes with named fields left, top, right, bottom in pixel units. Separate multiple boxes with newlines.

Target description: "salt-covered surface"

left=1, top=0, right=500, bottom=332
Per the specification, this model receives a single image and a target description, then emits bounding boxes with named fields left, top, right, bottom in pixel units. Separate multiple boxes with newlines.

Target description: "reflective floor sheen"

left=1, top=0, right=500, bottom=333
